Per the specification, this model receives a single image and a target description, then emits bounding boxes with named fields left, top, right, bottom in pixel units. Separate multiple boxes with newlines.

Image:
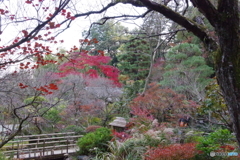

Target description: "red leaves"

left=19, top=83, right=28, bottom=89
left=55, top=52, right=121, bottom=87
left=48, top=83, right=58, bottom=90
left=22, top=30, right=28, bottom=37
left=19, top=62, right=31, bottom=69
left=111, top=130, right=132, bottom=142
left=70, top=16, right=75, bottom=20
left=25, top=0, right=32, bottom=4
left=35, top=83, right=58, bottom=95
left=131, top=82, right=198, bottom=122
left=145, top=143, right=198, bottom=160
left=55, top=24, right=61, bottom=28
left=97, top=50, right=104, bottom=56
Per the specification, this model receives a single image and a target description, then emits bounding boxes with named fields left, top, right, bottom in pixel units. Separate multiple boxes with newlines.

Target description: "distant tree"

left=82, top=20, right=129, bottom=58
left=131, top=82, right=198, bottom=123
left=49, top=52, right=122, bottom=127
left=160, top=43, right=214, bottom=101
left=54, top=52, right=121, bottom=87
left=118, top=39, right=151, bottom=81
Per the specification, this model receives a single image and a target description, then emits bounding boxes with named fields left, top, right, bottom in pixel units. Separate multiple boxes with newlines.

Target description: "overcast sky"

left=0, top=0, right=146, bottom=51
left=54, top=2, right=146, bottom=51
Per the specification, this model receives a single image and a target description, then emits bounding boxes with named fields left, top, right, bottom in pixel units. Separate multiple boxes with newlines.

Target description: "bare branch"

left=0, top=0, right=71, bottom=53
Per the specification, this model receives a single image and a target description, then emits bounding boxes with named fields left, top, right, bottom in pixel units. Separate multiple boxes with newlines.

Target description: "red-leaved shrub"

left=85, top=125, right=102, bottom=133
left=145, top=143, right=198, bottom=160
left=111, top=130, right=132, bottom=142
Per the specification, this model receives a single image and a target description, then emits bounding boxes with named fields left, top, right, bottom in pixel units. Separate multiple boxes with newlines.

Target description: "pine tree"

left=160, top=43, right=214, bottom=101
left=117, top=39, right=151, bottom=81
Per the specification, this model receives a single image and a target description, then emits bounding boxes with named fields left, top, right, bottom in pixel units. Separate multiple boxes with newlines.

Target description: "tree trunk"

left=215, top=0, right=240, bottom=146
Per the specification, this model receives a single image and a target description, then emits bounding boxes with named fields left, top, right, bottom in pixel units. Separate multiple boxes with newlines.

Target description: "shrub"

left=85, top=125, right=102, bottom=133
left=0, top=152, right=11, bottom=160
left=145, top=143, right=198, bottom=160
left=108, top=134, right=165, bottom=160
left=62, top=125, right=85, bottom=135
left=196, top=129, right=234, bottom=159
left=77, top=127, right=112, bottom=155
left=111, top=130, right=132, bottom=142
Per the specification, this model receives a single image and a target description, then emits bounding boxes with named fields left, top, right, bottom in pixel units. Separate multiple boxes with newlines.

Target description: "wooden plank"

left=1, top=140, right=75, bottom=150
left=14, top=132, right=75, bottom=139
left=3, top=144, right=77, bottom=154
left=8, top=135, right=82, bottom=143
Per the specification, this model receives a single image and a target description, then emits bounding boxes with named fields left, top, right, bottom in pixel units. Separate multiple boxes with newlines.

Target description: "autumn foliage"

left=131, top=82, right=198, bottom=123
left=54, top=52, right=121, bottom=87
left=145, top=143, right=198, bottom=160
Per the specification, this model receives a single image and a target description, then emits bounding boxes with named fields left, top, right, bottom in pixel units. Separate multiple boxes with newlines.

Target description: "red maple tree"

left=54, top=52, right=121, bottom=87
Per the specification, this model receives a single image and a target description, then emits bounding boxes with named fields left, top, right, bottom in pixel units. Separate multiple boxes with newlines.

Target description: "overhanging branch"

left=131, top=0, right=218, bottom=51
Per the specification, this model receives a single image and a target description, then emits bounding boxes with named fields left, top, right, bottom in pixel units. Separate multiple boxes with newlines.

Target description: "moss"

left=212, top=48, right=222, bottom=67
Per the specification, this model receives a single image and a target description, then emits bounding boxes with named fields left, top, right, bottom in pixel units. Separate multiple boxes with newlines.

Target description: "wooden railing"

left=1, top=132, right=82, bottom=159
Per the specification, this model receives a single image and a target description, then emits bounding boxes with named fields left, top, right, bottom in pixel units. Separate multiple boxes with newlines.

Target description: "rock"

left=163, top=128, right=174, bottom=134
left=78, top=155, right=90, bottom=160
left=152, top=119, right=159, bottom=128
left=185, top=130, right=194, bottom=136
left=145, top=129, right=158, bottom=137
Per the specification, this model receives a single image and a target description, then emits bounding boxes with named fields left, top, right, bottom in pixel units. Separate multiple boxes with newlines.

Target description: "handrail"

left=1, top=132, right=82, bottom=159
left=14, top=132, right=75, bottom=138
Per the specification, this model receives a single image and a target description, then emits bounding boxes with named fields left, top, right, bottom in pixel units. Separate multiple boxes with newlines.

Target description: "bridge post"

left=67, top=139, right=69, bottom=153
left=17, top=141, right=19, bottom=158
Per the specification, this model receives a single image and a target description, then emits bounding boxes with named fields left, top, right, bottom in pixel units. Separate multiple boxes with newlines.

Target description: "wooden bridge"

left=1, top=132, right=82, bottom=160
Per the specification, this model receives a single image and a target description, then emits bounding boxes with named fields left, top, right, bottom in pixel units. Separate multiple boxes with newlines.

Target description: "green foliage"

left=160, top=43, right=214, bottom=100
left=199, top=79, right=230, bottom=127
left=82, top=20, right=128, bottom=58
left=43, top=107, right=62, bottom=123
left=97, top=135, right=165, bottom=160
left=0, top=152, right=10, bottom=160
left=62, top=125, right=85, bottom=135
left=123, top=80, right=145, bottom=100
left=196, top=129, right=234, bottom=159
left=117, top=39, right=151, bottom=81
left=77, top=127, right=112, bottom=155
left=24, top=96, right=46, bottom=107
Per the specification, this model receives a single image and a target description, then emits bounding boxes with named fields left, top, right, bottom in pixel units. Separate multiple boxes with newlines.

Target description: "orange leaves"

left=79, top=38, right=99, bottom=49
left=48, top=22, right=55, bottom=29
left=48, top=22, right=61, bottom=29
left=97, top=50, right=104, bottom=56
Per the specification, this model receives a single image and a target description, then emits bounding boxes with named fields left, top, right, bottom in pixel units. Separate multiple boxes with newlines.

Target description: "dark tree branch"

left=190, top=0, right=219, bottom=27
left=133, top=0, right=217, bottom=50
left=83, top=10, right=151, bottom=39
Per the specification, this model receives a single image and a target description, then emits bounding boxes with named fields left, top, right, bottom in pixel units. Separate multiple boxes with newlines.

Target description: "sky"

left=54, top=1, right=146, bottom=51
left=0, top=0, right=146, bottom=51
